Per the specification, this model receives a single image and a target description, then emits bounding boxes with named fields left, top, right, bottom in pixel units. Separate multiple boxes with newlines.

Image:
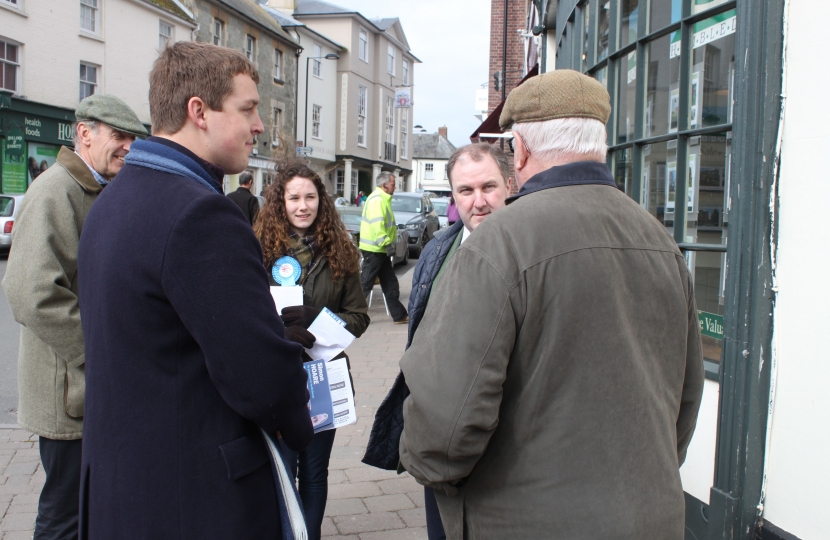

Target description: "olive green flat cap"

left=499, top=69, right=611, bottom=129
left=75, top=94, right=148, bottom=138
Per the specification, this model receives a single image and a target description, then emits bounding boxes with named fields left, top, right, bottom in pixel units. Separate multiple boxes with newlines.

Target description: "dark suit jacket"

left=77, top=150, right=313, bottom=539
left=227, top=186, right=259, bottom=225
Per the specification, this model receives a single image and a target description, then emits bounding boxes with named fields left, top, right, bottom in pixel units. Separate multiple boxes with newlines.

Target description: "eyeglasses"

left=507, top=134, right=529, bottom=155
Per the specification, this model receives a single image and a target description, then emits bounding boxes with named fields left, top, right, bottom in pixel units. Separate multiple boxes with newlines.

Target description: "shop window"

left=616, top=51, right=637, bottom=144
left=620, top=0, right=639, bottom=48
left=80, top=0, right=99, bottom=34
left=650, top=0, right=682, bottom=31
left=80, top=63, right=97, bottom=101
left=645, top=33, right=681, bottom=138
left=159, top=20, right=173, bottom=51
left=1, top=40, right=19, bottom=94
left=597, top=1, right=610, bottom=61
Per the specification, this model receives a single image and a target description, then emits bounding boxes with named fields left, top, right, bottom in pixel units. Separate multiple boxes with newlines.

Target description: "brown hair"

left=446, top=142, right=510, bottom=187
left=254, top=161, right=360, bottom=280
left=149, top=41, right=260, bottom=135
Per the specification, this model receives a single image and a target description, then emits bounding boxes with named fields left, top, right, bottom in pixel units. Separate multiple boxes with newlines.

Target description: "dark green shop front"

left=0, top=95, right=76, bottom=194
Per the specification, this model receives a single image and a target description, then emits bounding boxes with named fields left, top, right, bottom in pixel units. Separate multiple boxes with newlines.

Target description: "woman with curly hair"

left=254, top=161, right=369, bottom=539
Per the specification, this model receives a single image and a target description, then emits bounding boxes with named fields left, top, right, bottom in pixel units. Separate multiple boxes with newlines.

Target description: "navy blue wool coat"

left=77, top=144, right=313, bottom=539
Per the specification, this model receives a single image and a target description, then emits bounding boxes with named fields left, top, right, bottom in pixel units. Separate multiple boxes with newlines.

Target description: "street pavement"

left=0, top=255, right=20, bottom=425
left=0, top=256, right=426, bottom=539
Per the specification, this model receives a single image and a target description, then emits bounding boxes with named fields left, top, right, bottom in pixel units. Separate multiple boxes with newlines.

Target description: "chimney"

left=438, top=126, right=448, bottom=139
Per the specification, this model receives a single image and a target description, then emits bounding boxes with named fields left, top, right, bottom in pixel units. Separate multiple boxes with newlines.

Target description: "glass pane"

left=598, top=2, right=610, bottom=61
left=650, top=0, right=682, bottom=31
left=582, top=5, right=590, bottom=71
left=4, top=64, right=15, bottom=92
left=644, top=33, right=681, bottom=138
left=641, top=141, right=677, bottom=227
left=614, top=148, right=633, bottom=197
left=691, top=9, right=736, bottom=128
left=616, top=52, right=637, bottom=144
left=694, top=0, right=731, bottom=15
left=593, top=66, right=608, bottom=90
left=620, top=0, right=639, bottom=48
left=6, top=44, right=17, bottom=63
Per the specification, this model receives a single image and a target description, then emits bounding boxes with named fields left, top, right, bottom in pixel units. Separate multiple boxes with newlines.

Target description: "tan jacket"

left=399, top=162, right=704, bottom=539
left=2, top=147, right=103, bottom=439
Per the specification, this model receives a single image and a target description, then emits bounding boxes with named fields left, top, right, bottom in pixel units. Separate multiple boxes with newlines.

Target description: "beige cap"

left=499, top=69, right=611, bottom=129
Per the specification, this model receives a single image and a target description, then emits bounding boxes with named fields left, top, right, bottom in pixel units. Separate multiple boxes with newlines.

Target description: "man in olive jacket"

left=2, top=94, right=146, bottom=539
left=399, top=70, right=705, bottom=539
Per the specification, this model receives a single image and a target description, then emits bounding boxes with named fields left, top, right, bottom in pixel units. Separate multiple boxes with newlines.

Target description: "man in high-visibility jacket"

left=360, top=171, right=409, bottom=323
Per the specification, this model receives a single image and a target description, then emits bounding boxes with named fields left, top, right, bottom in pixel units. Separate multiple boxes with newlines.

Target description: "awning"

left=470, top=64, right=539, bottom=143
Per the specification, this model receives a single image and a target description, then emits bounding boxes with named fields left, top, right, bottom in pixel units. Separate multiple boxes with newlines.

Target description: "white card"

left=270, top=286, right=304, bottom=315
left=305, top=309, right=356, bottom=362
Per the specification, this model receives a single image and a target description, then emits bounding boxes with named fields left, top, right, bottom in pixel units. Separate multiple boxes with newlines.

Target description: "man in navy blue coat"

left=77, top=42, right=314, bottom=539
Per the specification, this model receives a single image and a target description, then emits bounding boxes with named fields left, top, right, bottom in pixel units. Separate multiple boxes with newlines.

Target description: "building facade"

left=410, top=126, right=456, bottom=195
left=189, top=0, right=299, bottom=195
left=523, top=1, right=826, bottom=539
left=285, top=0, right=418, bottom=202
left=0, top=0, right=195, bottom=193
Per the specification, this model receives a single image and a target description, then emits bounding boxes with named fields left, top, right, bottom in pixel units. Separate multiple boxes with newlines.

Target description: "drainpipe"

left=501, top=0, right=508, bottom=149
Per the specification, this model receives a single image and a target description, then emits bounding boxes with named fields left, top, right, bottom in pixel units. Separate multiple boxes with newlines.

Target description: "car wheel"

left=402, top=247, right=409, bottom=265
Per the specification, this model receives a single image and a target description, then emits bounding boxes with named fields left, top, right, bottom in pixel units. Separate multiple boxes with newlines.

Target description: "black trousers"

left=424, top=486, right=447, bottom=540
left=35, top=437, right=83, bottom=540
left=360, top=251, right=407, bottom=321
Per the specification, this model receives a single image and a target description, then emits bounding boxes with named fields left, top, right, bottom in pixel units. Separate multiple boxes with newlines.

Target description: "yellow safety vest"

left=359, top=188, right=396, bottom=253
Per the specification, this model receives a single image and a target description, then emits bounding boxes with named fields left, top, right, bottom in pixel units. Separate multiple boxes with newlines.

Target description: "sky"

left=332, top=0, right=491, bottom=148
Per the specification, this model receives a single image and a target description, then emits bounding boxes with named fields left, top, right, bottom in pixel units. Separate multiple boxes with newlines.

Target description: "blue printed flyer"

left=304, top=360, right=334, bottom=432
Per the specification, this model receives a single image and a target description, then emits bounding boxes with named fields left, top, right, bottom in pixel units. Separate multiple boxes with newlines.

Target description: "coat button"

left=422, top=284, right=427, bottom=289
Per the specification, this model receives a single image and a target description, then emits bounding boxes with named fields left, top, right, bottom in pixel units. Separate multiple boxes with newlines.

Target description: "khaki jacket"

left=2, top=147, right=103, bottom=439
left=399, top=162, right=704, bottom=539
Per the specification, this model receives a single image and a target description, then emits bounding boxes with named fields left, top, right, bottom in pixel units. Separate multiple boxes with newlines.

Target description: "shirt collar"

left=74, top=151, right=108, bottom=186
left=461, top=226, right=472, bottom=244
left=506, top=161, right=616, bottom=204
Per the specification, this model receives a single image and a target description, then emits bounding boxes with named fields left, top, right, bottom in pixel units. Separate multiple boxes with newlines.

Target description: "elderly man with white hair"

left=397, top=70, right=704, bottom=539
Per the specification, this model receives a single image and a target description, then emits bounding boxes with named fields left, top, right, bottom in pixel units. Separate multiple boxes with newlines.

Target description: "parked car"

left=0, top=195, right=24, bottom=253
left=336, top=206, right=410, bottom=265
left=432, top=197, right=451, bottom=229
left=391, top=192, right=440, bottom=256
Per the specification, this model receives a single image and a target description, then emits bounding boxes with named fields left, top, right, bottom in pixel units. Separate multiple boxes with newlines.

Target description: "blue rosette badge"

left=272, top=256, right=302, bottom=287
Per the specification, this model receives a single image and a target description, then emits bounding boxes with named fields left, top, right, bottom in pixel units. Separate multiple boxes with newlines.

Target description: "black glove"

left=281, top=305, right=322, bottom=329
left=284, top=326, right=316, bottom=349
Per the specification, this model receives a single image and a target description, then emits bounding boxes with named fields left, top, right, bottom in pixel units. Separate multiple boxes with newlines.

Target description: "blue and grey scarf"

left=124, top=139, right=222, bottom=194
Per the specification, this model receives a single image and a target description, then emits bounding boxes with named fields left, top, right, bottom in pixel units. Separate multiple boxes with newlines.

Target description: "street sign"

left=296, top=146, right=313, bottom=155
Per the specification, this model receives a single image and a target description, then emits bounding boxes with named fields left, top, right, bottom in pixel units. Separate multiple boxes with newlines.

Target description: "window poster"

left=27, top=143, right=59, bottom=186
left=669, top=87, right=679, bottom=133
left=2, top=130, right=27, bottom=194
left=690, top=71, right=700, bottom=129
left=666, top=161, right=677, bottom=211
left=687, top=154, right=697, bottom=214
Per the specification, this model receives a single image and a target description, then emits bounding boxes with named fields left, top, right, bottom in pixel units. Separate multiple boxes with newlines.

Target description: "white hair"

left=71, top=120, right=100, bottom=145
left=512, top=117, right=608, bottom=162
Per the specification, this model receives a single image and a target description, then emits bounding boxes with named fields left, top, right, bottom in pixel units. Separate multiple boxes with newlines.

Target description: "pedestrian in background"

left=255, top=161, right=369, bottom=540
left=446, top=195, right=459, bottom=225
left=364, top=142, right=511, bottom=540
left=227, top=170, right=259, bottom=225
left=398, top=69, right=704, bottom=539
left=2, top=94, right=146, bottom=540
left=77, top=41, right=313, bottom=539
left=359, top=172, right=408, bottom=324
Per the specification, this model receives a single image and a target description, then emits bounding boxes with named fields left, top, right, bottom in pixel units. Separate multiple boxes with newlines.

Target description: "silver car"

left=0, top=195, right=24, bottom=252
left=390, top=192, right=440, bottom=256
left=336, top=206, right=410, bottom=265
left=432, top=197, right=451, bottom=229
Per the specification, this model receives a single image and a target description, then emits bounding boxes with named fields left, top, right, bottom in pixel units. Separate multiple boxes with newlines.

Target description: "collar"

left=372, top=187, right=392, bottom=201
left=74, top=151, right=109, bottom=186
left=506, top=161, right=617, bottom=204
left=55, top=147, right=103, bottom=193
left=461, top=226, right=472, bottom=244
left=147, top=136, right=225, bottom=186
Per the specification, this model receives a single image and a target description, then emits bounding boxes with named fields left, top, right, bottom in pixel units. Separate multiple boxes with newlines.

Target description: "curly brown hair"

left=254, top=161, right=359, bottom=280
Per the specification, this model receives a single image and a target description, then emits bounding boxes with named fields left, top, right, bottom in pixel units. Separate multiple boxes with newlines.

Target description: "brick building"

left=487, top=0, right=531, bottom=113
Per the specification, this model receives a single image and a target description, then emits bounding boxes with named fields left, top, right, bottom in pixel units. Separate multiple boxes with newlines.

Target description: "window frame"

left=0, top=39, right=20, bottom=94
left=80, top=0, right=99, bottom=35
left=387, top=44, right=396, bottom=76
left=158, top=20, right=173, bottom=51
left=403, top=60, right=410, bottom=86
left=357, top=85, right=367, bottom=148
left=424, top=163, right=434, bottom=179
left=273, top=48, right=283, bottom=82
left=79, top=62, right=98, bottom=101
left=213, top=18, right=224, bottom=46
left=312, top=44, right=322, bottom=78
left=311, top=104, right=322, bottom=140
left=245, top=35, right=256, bottom=62
left=400, top=110, right=408, bottom=159
left=359, top=28, right=368, bottom=62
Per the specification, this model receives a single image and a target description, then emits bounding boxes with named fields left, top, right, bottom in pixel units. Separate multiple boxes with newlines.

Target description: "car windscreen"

left=340, top=213, right=363, bottom=226
left=391, top=197, right=422, bottom=213
left=432, top=200, right=448, bottom=216
left=0, top=197, right=14, bottom=218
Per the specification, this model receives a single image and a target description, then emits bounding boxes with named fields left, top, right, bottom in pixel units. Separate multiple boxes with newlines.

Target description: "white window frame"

left=336, top=169, right=345, bottom=195
left=312, top=104, right=322, bottom=139
left=79, top=62, right=98, bottom=101
left=213, top=19, right=224, bottom=46
left=424, top=163, right=434, bottom=179
left=358, top=28, right=368, bottom=62
left=1, top=0, right=21, bottom=9
left=159, top=20, right=173, bottom=51
left=387, top=44, right=396, bottom=75
left=1, top=39, right=20, bottom=95
left=271, top=107, right=282, bottom=146
left=400, top=111, right=408, bottom=159
left=80, top=0, right=99, bottom=35
left=357, top=85, right=367, bottom=147
left=273, top=48, right=283, bottom=81
left=351, top=170, right=358, bottom=197
left=312, top=44, right=322, bottom=78
left=385, top=96, right=394, bottom=145
left=403, top=60, right=410, bottom=86
left=245, top=35, right=256, bottom=62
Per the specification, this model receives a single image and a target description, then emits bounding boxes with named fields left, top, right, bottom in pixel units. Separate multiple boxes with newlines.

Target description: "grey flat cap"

left=75, top=94, right=148, bottom=138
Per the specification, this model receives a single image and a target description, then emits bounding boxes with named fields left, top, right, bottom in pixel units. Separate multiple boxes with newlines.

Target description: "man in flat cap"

left=2, top=94, right=146, bottom=540
left=398, top=69, right=704, bottom=539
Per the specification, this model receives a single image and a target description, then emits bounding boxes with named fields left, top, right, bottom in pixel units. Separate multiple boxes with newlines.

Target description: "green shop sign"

left=2, top=129, right=28, bottom=194
left=1, top=112, right=74, bottom=146
left=698, top=311, right=724, bottom=340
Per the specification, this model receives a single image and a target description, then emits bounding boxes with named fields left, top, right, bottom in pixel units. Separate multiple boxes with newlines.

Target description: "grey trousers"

left=35, top=437, right=82, bottom=540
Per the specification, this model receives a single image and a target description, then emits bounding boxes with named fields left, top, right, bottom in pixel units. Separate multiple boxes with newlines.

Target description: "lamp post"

left=303, top=53, right=340, bottom=149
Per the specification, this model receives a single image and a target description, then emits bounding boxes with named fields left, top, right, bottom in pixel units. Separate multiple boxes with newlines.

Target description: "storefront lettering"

left=698, top=311, right=724, bottom=340
left=58, top=123, right=73, bottom=142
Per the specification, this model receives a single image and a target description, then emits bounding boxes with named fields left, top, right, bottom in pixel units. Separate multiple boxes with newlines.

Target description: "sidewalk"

left=0, top=269, right=423, bottom=540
